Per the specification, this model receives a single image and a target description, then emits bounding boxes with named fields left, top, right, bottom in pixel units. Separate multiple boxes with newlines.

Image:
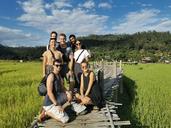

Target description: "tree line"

left=0, top=31, right=171, bottom=62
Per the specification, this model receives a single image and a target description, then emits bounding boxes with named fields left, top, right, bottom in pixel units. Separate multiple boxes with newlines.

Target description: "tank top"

left=43, top=73, right=63, bottom=106
left=83, top=71, right=94, bottom=92
left=83, top=71, right=103, bottom=108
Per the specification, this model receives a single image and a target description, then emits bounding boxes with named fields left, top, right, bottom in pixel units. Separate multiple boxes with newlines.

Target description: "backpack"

left=37, top=73, right=55, bottom=96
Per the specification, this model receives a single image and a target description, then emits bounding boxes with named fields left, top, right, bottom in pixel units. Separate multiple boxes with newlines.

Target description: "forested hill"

left=79, top=31, right=171, bottom=62
left=1, top=31, right=171, bottom=62
left=0, top=44, right=45, bottom=60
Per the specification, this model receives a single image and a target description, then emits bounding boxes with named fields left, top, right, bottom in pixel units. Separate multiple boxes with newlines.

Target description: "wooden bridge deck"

left=31, top=61, right=130, bottom=128
left=38, top=105, right=120, bottom=128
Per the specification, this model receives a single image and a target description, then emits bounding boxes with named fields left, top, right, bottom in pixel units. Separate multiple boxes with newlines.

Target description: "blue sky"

left=0, top=0, right=171, bottom=47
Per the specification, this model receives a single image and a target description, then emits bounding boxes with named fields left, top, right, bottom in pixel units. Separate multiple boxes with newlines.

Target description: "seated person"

left=75, top=60, right=104, bottom=109
left=43, top=59, right=72, bottom=123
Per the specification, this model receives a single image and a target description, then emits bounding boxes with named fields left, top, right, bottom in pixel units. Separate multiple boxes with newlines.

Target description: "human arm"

left=42, top=52, right=47, bottom=77
left=68, top=52, right=74, bottom=71
left=84, top=50, right=90, bottom=62
left=46, top=74, right=58, bottom=106
left=59, top=51, right=64, bottom=64
left=80, top=74, right=84, bottom=97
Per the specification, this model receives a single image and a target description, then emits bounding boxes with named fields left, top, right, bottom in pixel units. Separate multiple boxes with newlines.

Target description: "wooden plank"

left=105, top=101, right=122, bottom=106
left=114, top=121, right=131, bottom=126
left=106, top=104, right=115, bottom=128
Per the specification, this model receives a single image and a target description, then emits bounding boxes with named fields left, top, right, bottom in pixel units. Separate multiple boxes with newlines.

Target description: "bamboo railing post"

left=119, top=60, right=123, bottom=94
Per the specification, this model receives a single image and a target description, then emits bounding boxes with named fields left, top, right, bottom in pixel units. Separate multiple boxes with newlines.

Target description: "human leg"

left=43, top=104, right=69, bottom=123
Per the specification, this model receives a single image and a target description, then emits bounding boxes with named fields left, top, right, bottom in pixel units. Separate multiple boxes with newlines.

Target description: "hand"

left=56, top=106, right=64, bottom=113
left=82, top=96, right=91, bottom=105
left=69, top=54, right=74, bottom=60
left=68, top=70, right=73, bottom=75
left=80, top=95, right=85, bottom=100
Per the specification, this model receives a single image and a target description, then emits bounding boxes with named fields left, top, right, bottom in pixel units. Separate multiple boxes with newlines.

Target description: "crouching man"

left=43, top=59, right=72, bottom=123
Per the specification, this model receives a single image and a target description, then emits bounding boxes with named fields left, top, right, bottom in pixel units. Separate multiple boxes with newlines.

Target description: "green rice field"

left=0, top=60, right=42, bottom=128
left=121, top=63, right=171, bottom=128
left=0, top=60, right=171, bottom=128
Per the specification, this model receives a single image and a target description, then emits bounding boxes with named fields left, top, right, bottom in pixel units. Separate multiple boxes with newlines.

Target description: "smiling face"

left=81, top=61, right=88, bottom=73
left=75, top=40, right=81, bottom=50
left=69, top=36, right=76, bottom=44
left=49, top=39, right=56, bottom=49
left=59, top=33, right=66, bottom=45
left=53, top=60, right=62, bottom=74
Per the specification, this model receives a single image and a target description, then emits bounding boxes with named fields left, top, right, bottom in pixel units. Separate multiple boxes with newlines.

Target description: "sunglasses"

left=81, top=65, right=87, bottom=69
left=50, top=37, right=57, bottom=40
left=54, top=64, right=62, bottom=68
left=76, top=43, right=81, bottom=46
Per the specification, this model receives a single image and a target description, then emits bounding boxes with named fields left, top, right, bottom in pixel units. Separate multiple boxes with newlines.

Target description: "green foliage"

left=120, top=64, right=171, bottom=128
left=1, top=31, right=171, bottom=62
left=0, top=60, right=42, bottom=128
left=79, top=31, right=171, bottom=62
left=0, top=45, right=45, bottom=60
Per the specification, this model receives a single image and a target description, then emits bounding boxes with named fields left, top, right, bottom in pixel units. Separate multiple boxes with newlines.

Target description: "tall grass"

left=121, top=64, right=171, bottom=128
left=0, top=60, right=42, bottom=128
left=1, top=61, right=171, bottom=128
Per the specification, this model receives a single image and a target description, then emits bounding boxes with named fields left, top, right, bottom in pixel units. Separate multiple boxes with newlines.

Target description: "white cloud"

left=45, top=0, right=72, bottom=9
left=168, top=5, right=171, bottom=8
left=98, top=2, right=112, bottom=9
left=79, top=1, right=95, bottom=9
left=0, top=26, right=42, bottom=47
left=141, top=4, right=152, bottom=7
left=112, top=9, right=171, bottom=34
left=136, top=2, right=152, bottom=7
left=17, top=0, right=46, bottom=15
left=17, top=0, right=108, bottom=35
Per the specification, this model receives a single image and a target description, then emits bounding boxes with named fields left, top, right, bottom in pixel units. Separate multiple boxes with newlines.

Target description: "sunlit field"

left=1, top=61, right=171, bottom=128
left=121, top=63, right=171, bottom=128
left=0, top=60, right=42, bottom=128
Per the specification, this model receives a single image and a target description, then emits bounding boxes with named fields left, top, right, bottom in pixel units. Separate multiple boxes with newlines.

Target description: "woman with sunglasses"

left=75, top=61, right=103, bottom=109
left=74, top=40, right=90, bottom=89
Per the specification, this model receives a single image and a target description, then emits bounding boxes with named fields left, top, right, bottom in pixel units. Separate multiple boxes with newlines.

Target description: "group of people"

left=39, top=31, right=104, bottom=123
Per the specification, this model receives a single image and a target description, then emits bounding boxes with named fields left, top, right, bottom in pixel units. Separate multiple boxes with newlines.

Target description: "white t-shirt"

left=74, top=49, right=90, bottom=63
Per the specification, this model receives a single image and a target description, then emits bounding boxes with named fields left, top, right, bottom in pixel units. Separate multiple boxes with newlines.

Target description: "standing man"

left=57, top=33, right=75, bottom=92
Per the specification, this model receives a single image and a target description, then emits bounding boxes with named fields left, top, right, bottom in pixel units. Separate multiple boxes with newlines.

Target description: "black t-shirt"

left=56, top=44, right=73, bottom=63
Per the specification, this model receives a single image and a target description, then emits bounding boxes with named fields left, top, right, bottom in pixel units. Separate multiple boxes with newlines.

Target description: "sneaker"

left=71, top=102, right=86, bottom=115
left=93, top=106, right=99, bottom=112
left=77, top=109, right=88, bottom=115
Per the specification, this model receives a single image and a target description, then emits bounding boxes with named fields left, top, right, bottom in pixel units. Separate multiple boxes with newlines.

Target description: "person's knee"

left=46, top=109, right=69, bottom=123
left=60, top=113, right=69, bottom=123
